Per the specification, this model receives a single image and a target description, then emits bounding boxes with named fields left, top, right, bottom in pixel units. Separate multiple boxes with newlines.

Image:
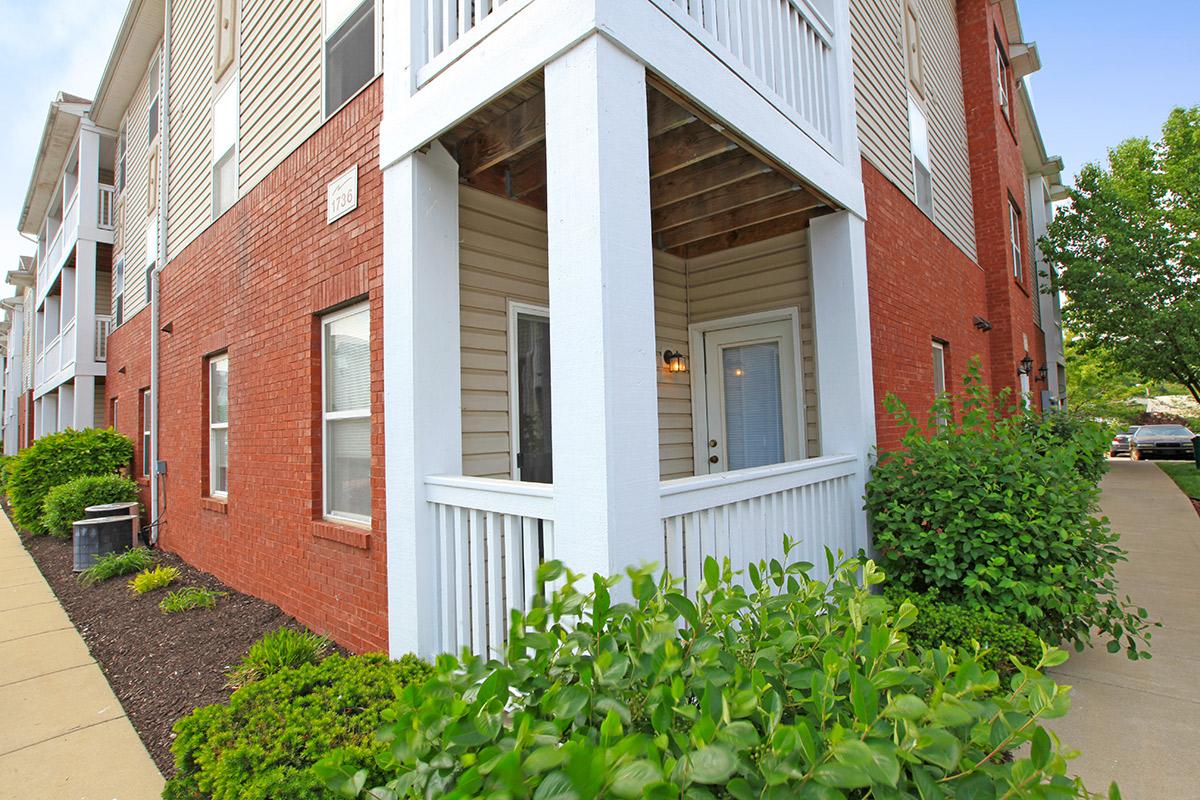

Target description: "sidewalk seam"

left=0, top=714, right=132, bottom=759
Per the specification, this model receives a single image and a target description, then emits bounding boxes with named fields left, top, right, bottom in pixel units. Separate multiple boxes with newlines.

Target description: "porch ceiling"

left=438, top=76, right=835, bottom=259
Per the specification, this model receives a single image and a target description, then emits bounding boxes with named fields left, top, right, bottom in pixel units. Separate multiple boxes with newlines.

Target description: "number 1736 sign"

left=327, top=165, right=358, bottom=224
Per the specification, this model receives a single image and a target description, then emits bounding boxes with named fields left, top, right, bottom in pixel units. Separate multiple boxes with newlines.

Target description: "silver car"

left=1109, top=426, right=1141, bottom=457
left=1130, top=424, right=1195, bottom=461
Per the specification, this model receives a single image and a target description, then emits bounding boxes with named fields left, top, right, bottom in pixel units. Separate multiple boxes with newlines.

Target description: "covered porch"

left=384, top=36, right=874, bottom=658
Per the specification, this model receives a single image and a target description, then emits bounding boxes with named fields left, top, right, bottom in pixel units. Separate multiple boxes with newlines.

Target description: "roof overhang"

left=18, top=94, right=90, bottom=235
left=1009, top=41, right=1041, bottom=79
left=0, top=298, right=23, bottom=312
left=7, top=256, right=36, bottom=290
left=91, top=0, right=164, bottom=131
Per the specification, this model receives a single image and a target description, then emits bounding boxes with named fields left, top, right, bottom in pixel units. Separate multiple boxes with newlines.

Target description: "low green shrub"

left=42, top=474, right=140, bottom=538
left=316, top=548, right=1110, bottom=799
left=78, top=547, right=155, bottom=587
left=128, top=565, right=180, bottom=595
left=226, top=626, right=331, bottom=688
left=159, top=587, right=226, bottom=613
left=0, top=454, right=15, bottom=495
left=867, top=362, right=1154, bottom=658
left=7, top=428, right=133, bottom=534
left=889, top=590, right=1043, bottom=677
left=163, top=653, right=433, bottom=800
left=1022, top=411, right=1111, bottom=485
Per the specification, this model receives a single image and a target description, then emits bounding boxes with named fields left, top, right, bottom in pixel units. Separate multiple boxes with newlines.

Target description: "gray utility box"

left=72, top=515, right=139, bottom=572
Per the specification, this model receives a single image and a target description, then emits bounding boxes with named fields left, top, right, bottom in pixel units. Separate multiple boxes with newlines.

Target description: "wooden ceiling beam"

left=455, top=92, right=546, bottom=177
left=647, top=89, right=697, bottom=138
left=658, top=194, right=818, bottom=250
left=674, top=211, right=824, bottom=258
left=652, top=173, right=817, bottom=233
left=650, top=150, right=773, bottom=210
left=648, top=121, right=738, bottom=179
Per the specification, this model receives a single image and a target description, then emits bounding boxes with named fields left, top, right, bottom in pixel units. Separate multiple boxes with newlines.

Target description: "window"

left=147, top=141, right=159, bottom=213
left=148, top=96, right=159, bottom=144
left=116, top=123, right=126, bottom=195
left=112, top=258, right=125, bottom=326
left=215, top=0, right=237, bottom=81
left=212, top=79, right=238, bottom=218
left=324, top=0, right=376, bottom=115
left=932, top=341, right=947, bottom=425
left=996, top=36, right=1011, bottom=117
left=903, top=0, right=924, bottom=98
left=1009, top=200, right=1023, bottom=281
left=908, top=96, right=933, bottom=217
left=111, top=397, right=118, bottom=430
left=321, top=303, right=370, bottom=522
left=208, top=354, right=229, bottom=497
left=141, top=388, right=151, bottom=477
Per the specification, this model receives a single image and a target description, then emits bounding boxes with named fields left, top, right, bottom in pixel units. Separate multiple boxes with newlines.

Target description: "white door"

left=701, top=320, right=802, bottom=474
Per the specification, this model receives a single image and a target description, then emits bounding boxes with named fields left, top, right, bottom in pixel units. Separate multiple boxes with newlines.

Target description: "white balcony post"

left=809, top=211, right=875, bottom=556
left=544, top=35, right=663, bottom=581
left=74, top=243, right=97, bottom=367
left=77, top=128, right=100, bottom=239
left=383, top=142, right=462, bottom=659
left=72, top=375, right=96, bottom=429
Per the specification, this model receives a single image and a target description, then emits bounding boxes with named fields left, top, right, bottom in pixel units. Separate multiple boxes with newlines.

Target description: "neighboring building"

left=10, top=0, right=1063, bottom=658
left=2, top=257, right=37, bottom=454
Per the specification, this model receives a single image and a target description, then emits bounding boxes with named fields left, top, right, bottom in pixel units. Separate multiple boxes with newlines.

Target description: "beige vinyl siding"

left=93, top=384, right=106, bottom=427
left=921, top=0, right=977, bottom=260
left=655, top=253, right=693, bottom=481
left=850, top=0, right=913, bottom=197
left=686, top=233, right=821, bottom=458
left=95, top=268, right=113, bottom=317
left=167, top=0, right=216, bottom=260
left=114, top=54, right=161, bottom=322
left=238, top=0, right=322, bottom=194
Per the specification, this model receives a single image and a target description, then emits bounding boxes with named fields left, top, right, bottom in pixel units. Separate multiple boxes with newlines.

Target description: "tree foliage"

left=1042, top=106, right=1200, bottom=402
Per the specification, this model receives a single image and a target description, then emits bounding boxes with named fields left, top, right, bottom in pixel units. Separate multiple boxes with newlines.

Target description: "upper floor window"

left=1009, top=200, right=1023, bottom=281
left=903, top=0, right=925, bottom=99
left=208, top=354, right=229, bottom=497
left=215, top=0, right=237, bottom=82
left=212, top=79, right=238, bottom=218
left=908, top=96, right=932, bottom=217
left=321, top=302, right=370, bottom=522
left=996, top=36, right=1011, bottom=117
left=113, top=258, right=125, bottom=326
left=324, top=0, right=376, bottom=116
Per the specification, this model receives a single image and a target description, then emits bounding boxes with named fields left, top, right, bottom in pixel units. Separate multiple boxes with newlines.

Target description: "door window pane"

left=516, top=314, right=552, bottom=483
left=722, top=343, right=785, bottom=471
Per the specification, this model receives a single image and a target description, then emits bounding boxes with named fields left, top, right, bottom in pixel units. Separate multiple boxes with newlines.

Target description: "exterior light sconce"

left=1018, top=355, right=1034, bottom=376
left=973, top=316, right=993, bottom=332
left=1036, top=364, right=1049, bottom=383
left=663, top=350, right=688, bottom=374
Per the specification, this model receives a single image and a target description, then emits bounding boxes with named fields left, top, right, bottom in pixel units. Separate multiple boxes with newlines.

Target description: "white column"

left=73, top=375, right=95, bottom=429
left=74, top=243, right=97, bottom=368
left=809, top=211, right=876, bottom=556
left=383, top=142, right=462, bottom=659
left=544, top=35, right=662, bottom=580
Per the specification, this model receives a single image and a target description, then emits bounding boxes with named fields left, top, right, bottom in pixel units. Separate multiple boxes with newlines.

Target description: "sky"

left=0, top=0, right=1196, bottom=295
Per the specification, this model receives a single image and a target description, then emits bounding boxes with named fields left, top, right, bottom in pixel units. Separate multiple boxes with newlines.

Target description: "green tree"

left=1042, top=106, right=1200, bottom=403
left=1062, top=334, right=1147, bottom=423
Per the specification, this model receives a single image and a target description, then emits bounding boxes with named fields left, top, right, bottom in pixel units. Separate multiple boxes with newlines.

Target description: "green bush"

left=163, top=653, right=433, bottom=800
left=78, top=547, right=156, bottom=587
left=7, top=428, right=133, bottom=535
left=1021, top=411, right=1111, bottom=485
left=867, top=363, right=1154, bottom=659
left=41, top=474, right=140, bottom=538
left=0, top=454, right=15, bottom=495
left=888, top=590, right=1043, bottom=677
left=226, top=627, right=331, bottom=688
left=159, top=587, right=226, bottom=613
left=316, top=548, right=1110, bottom=799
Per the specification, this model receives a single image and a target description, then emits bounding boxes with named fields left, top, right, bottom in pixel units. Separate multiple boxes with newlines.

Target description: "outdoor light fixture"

left=973, top=316, right=993, bottom=332
left=1037, top=364, right=1049, bottom=383
left=1018, top=355, right=1034, bottom=376
left=663, top=350, right=688, bottom=373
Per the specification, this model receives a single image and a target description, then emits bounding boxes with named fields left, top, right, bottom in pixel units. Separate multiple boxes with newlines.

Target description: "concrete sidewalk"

left=0, top=513, right=163, bottom=799
left=1048, top=459, right=1200, bottom=799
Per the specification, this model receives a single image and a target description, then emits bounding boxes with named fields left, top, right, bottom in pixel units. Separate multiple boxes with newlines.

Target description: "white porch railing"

left=426, top=475, right=556, bottom=656
left=660, top=454, right=859, bottom=594
left=98, top=185, right=116, bottom=230
left=60, top=319, right=76, bottom=367
left=34, top=353, right=44, bottom=387
left=418, top=0, right=532, bottom=85
left=43, top=335, right=61, bottom=384
left=95, top=316, right=113, bottom=361
left=652, top=0, right=837, bottom=149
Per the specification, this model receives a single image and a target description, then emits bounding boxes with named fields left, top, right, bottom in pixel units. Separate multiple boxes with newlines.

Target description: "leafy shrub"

left=0, top=454, right=15, bottom=495
left=7, top=428, right=133, bottom=535
left=42, top=474, right=140, bottom=538
left=78, top=547, right=155, bottom=587
left=226, top=627, right=331, bottom=688
left=159, top=586, right=227, bottom=613
left=888, top=590, right=1043, bottom=677
left=867, top=363, right=1155, bottom=658
left=163, top=653, right=433, bottom=800
left=1022, top=411, right=1110, bottom=485
left=317, top=548, right=1110, bottom=799
left=128, top=565, right=180, bottom=595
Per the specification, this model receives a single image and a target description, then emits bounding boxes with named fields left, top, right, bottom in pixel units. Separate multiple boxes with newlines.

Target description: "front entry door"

left=513, top=308, right=553, bottom=483
left=701, top=320, right=801, bottom=474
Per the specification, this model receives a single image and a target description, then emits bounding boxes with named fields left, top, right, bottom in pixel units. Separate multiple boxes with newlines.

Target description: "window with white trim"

left=932, top=341, right=948, bottom=426
left=321, top=303, right=370, bottom=522
left=908, top=96, right=933, bottom=217
left=208, top=354, right=229, bottom=497
left=214, top=0, right=237, bottom=82
left=996, top=36, right=1011, bottom=117
left=903, top=0, right=925, bottom=98
left=324, top=0, right=376, bottom=116
left=1010, top=200, right=1023, bottom=281
left=141, top=388, right=151, bottom=477
left=212, top=79, right=238, bottom=218
left=112, top=257, right=125, bottom=326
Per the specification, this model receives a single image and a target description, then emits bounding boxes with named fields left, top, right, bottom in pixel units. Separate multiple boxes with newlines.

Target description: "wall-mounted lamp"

left=663, top=350, right=688, bottom=374
left=973, top=316, right=993, bottom=332
left=1036, top=364, right=1049, bottom=383
left=1018, top=355, right=1034, bottom=376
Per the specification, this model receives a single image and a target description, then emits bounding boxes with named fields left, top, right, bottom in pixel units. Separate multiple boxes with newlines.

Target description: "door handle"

left=709, top=455, right=719, bottom=464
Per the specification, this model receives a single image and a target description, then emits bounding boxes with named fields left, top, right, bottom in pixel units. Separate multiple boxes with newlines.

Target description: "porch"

left=383, top=21, right=873, bottom=658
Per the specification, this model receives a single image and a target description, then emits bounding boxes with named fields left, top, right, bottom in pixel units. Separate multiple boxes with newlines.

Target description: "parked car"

left=1130, top=424, right=1196, bottom=461
left=1109, top=426, right=1141, bottom=457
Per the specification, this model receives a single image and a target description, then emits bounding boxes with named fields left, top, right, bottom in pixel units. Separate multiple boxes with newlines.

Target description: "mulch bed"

left=1191, top=497, right=1200, bottom=518
left=22, top=533, right=300, bottom=775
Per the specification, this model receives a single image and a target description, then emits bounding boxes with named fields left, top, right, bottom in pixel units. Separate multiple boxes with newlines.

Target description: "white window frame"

left=112, top=257, right=125, bottom=326
left=321, top=302, right=371, bottom=524
left=506, top=300, right=551, bottom=481
left=211, top=77, right=239, bottom=220
left=908, top=96, right=933, bottom=217
left=996, top=37, right=1011, bottom=117
left=321, top=0, right=382, bottom=119
left=142, top=388, right=152, bottom=477
left=1010, top=200, right=1023, bottom=281
left=208, top=353, right=229, bottom=498
left=932, top=341, right=946, bottom=399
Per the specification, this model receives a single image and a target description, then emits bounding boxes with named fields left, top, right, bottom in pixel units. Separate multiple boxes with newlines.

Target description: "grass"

left=159, top=586, right=227, bottom=614
left=78, top=547, right=156, bottom=587
left=1157, top=461, right=1200, bottom=499
left=226, top=627, right=331, bottom=688
left=128, top=565, right=181, bottom=595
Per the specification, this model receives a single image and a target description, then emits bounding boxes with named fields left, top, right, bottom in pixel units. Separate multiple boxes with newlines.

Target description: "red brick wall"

left=105, top=305, right=152, bottom=511
left=105, top=79, right=387, bottom=653
left=862, top=161, right=993, bottom=452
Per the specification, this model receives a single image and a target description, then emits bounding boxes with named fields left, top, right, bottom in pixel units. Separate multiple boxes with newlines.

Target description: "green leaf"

left=1108, top=782, right=1123, bottom=800
left=882, top=694, right=928, bottom=721
left=534, top=771, right=580, bottom=800
left=812, top=762, right=872, bottom=789
left=1030, top=726, right=1052, bottom=770
left=610, top=761, right=663, bottom=799
left=685, top=745, right=737, bottom=784
left=915, top=728, right=962, bottom=772
left=549, top=685, right=590, bottom=721
left=703, top=557, right=720, bottom=589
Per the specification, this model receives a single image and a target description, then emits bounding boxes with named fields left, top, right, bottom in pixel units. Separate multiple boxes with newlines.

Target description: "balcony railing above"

left=98, top=185, right=116, bottom=230
left=95, top=316, right=113, bottom=361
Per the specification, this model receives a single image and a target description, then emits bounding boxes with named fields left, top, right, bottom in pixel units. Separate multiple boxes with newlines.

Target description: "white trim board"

left=506, top=299, right=551, bottom=481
